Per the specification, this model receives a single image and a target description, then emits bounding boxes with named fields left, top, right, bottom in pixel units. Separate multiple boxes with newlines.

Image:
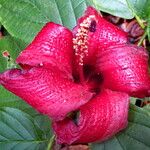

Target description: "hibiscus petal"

left=16, top=22, right=73, bottom=77
left=0, top=67, right=93, bottom=120
left=53, top=89, right=129, bottom=144
left=73, top=6, right=127, bottom=66
left=96, top=44, right=150, bottom=98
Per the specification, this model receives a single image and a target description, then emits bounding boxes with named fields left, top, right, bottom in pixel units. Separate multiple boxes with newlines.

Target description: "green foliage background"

left=0, top=0, right=150, bottom=149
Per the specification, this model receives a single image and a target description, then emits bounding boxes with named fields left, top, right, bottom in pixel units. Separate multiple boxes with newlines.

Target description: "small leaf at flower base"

left=0, top=66, right=93, bottom=121
left=61, top=144, right=89, bottom=150
left=53, top=89, right=129, bottom=144
left=96, top=44, right=150, bottom=98
left=90, top=104, right=150, bottom=150
left=0, top=107, right=49, bottom=150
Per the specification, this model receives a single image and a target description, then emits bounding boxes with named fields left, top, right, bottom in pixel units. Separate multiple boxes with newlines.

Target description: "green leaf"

left=126, top=0, right=150, bottom=21
left=143, top=97, right=150, bottom=111
left=91, top=104, right=150, bottom=150
left=147, top=23, right=150, bottom=41
left=144, top=105, right=150, bottom=112
left=126, top=0, right=150, bottom=39
left=0, top=107, right=50, bottom=150
left=0, top=83, right=38, bottom=117
left=34, top=115, right=52, bottom=139
left=0, top=0, right=89, bottom=44
left=0, top=87, right=37, bottom=116
left=0, top=36, right=35, bottom=114
left=147, top=20, right=150, bottom=42
left=91, top=0, right=134, bottom=19
left=0, top=36, right=26, bottom=72
left=0, top=86, right=27, bottom=109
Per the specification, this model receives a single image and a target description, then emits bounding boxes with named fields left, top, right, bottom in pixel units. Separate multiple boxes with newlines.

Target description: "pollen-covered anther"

left=73, top=38, right=77, bottom=43
left=80, top=23, right=89, bottom=28
left=73, top=15, right=95, bottom=66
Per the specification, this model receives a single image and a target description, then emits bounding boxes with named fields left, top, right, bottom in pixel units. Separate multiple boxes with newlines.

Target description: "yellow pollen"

left=73, top=15, right=95, bottom=66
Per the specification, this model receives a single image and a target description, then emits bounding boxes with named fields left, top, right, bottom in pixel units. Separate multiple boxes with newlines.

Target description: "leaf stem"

left=135, top=15, right=145, bottom=29
left=46, top=135, right=55, bottom=150
left=137, top=31, right=147, bottom=46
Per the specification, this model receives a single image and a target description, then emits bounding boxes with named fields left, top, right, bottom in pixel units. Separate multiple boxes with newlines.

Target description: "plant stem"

left=135, top=15, right=145, bottom=29
left=46, top=135, right=55, bottom=150
left=125, top=0, right=145, bottom=29
left=137, top=31, right=147, bottom=46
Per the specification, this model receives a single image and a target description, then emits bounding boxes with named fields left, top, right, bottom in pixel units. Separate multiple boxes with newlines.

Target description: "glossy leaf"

left=0, top=0, right=89, bottom=44
left=0, top=89, right=36, bottom=116
left=34, top=115, right=52, bottom=139
left=126, top=0, right=150, bottom=20
left=0, top=36, right=26, bottom=72
left=91, top=0, right=134, bottom=19
left=0, top=107, right=50, bottom=150
left=126, top=0, right=150, bottom=40
left=91, top=104, right=150, bottom=150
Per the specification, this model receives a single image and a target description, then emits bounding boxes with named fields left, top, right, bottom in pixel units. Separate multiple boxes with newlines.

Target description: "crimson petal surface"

left=73, top=6, right=128, bottom=65
left=0, top=67, right=93, bottom=120
left=96, top=44, right=150, bottom=98
left=16, top=22, right=73, bottom=77
left=53, top=89, right=129, bottom=144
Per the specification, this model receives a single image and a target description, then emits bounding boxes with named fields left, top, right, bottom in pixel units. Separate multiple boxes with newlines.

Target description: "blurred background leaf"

left=0, top=35, right=35, bottom=115
left=0, top=0, right=91, bottom=44
left=0, top=0, right=150, bottom=149
left=0, top=36, right=26, bottom=72
left=126, top=0, right=150, bottom=21
left=0, top=107, right=51, bottom=150
left=126, top=0, right=150, bottom=40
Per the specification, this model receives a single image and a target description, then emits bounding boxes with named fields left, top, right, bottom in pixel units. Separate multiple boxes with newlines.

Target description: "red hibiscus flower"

left=0, top=6, right=149, bottom=144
